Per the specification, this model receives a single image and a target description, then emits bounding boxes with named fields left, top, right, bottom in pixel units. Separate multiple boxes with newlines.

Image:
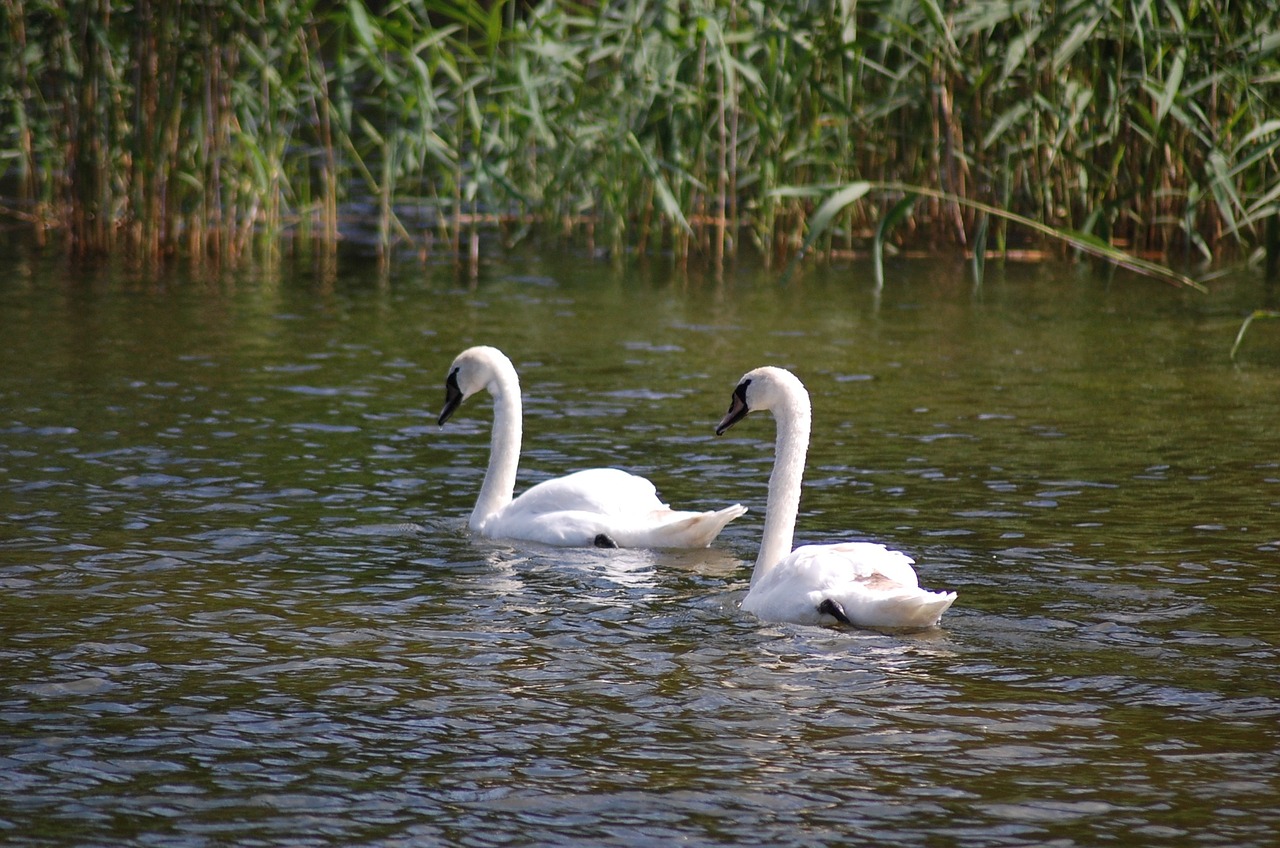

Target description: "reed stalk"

left=0, top=0, right=1275, bottom=275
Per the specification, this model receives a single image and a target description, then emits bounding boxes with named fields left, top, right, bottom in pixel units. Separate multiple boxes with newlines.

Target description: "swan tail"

left=904, top=589, right=958, bottom=628
left=661, top=503, right=748, bottom=548
left=824, top=588, right=957, bottom=630
left=615, top=504, right=747, bottom=549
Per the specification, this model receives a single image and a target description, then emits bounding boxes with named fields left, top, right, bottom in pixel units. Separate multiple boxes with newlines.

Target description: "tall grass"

left=1, top=0, right=1277, bottom=275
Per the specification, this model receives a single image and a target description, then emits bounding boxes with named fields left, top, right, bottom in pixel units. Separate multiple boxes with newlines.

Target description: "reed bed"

left=2, top=0, right=1277, bottom=275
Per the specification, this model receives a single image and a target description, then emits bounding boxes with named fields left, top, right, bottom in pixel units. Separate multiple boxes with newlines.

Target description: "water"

left=2, top=247, right=1278, bottom=847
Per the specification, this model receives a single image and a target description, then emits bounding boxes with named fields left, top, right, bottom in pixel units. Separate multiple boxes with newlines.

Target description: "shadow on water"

left=1, top=246, right=1278, bottom=846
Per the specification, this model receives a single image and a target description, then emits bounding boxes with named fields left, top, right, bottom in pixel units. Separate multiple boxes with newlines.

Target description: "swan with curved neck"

left=716, top=366, right=956, bottom=629
left=438, top=345, right=746, bottom=548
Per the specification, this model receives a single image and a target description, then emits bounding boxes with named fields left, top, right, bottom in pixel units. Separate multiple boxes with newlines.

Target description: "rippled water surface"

left=2, top=248, right=1278, bottom=846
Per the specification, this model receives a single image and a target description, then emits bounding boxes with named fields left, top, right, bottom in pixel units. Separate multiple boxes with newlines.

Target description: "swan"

left=715, top=366, right=956, bottom=629
left=437, top=345, right=747, bottom=548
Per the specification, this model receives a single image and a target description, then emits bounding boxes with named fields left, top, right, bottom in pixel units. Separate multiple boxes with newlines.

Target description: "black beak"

left=715, top=379, right=752, bottom=435
left=437, top=368, right=464, bottom=426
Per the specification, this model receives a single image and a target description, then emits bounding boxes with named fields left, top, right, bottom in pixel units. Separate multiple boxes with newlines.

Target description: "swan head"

left=437, top=345, right=516, bottom=426
left=716, top=366, right=807, bottom=435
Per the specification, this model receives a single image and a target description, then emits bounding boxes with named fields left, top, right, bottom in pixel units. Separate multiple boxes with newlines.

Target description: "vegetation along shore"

left=1, top=0, right=1277, bottom=279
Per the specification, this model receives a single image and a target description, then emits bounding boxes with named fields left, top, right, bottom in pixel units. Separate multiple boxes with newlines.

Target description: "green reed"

left=1, top=0, right=1277, bottom=274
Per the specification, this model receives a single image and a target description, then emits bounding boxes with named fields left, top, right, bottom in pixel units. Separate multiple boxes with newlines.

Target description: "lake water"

left=1, top=244, right=1277, bottom=846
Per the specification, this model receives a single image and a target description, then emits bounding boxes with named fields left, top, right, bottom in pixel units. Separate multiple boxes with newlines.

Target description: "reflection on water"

left=1, top=248, right=1278, bottom=846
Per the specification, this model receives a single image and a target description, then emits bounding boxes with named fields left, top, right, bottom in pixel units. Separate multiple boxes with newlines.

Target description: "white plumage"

left=716, top=366, right=956, bottom=629
left=438, top=346, right=746, bottom=548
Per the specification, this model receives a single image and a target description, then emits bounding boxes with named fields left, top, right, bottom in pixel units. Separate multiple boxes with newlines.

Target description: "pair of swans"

left=438, top=346, right=955, bottom=630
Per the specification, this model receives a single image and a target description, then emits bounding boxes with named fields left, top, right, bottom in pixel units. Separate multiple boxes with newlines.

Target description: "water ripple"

left=3, top=262, right=1279, bottom=847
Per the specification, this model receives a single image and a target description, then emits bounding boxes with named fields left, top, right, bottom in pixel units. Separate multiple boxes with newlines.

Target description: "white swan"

left=715, top=366, right=956, bottom=629
left=438, top=346, right=747, bottom=548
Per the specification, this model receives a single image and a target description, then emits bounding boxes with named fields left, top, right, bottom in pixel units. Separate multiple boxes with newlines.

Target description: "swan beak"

left=437, top=369, right=465, bottom=426
left=715, top=381, right=751, bottom=435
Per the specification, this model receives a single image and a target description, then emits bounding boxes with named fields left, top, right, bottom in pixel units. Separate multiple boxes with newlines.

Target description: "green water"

left=1, top=245, right=1277, bottom=847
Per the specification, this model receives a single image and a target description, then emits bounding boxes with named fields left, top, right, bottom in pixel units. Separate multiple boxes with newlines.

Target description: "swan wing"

left=513, top=468, right=666, bottom=515
left=811, top=542, right=921, bottom=588
left=480, top=468, right=746, bottom=548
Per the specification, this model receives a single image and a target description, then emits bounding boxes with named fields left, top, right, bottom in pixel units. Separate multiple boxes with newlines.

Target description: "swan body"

left=438, top=346, right=746, bottom=549
left=716, top=366, right=956, bottom=629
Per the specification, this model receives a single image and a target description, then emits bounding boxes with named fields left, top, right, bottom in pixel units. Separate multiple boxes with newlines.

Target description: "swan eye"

left=445, top=366, right=465, bottom=395
left=734, top=378, right=752, bottom=406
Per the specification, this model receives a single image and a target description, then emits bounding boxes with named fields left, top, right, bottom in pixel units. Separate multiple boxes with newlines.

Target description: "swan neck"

left=754, top=392, right=810, bottom=583
left=471, top=369, right=521, bottom=530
